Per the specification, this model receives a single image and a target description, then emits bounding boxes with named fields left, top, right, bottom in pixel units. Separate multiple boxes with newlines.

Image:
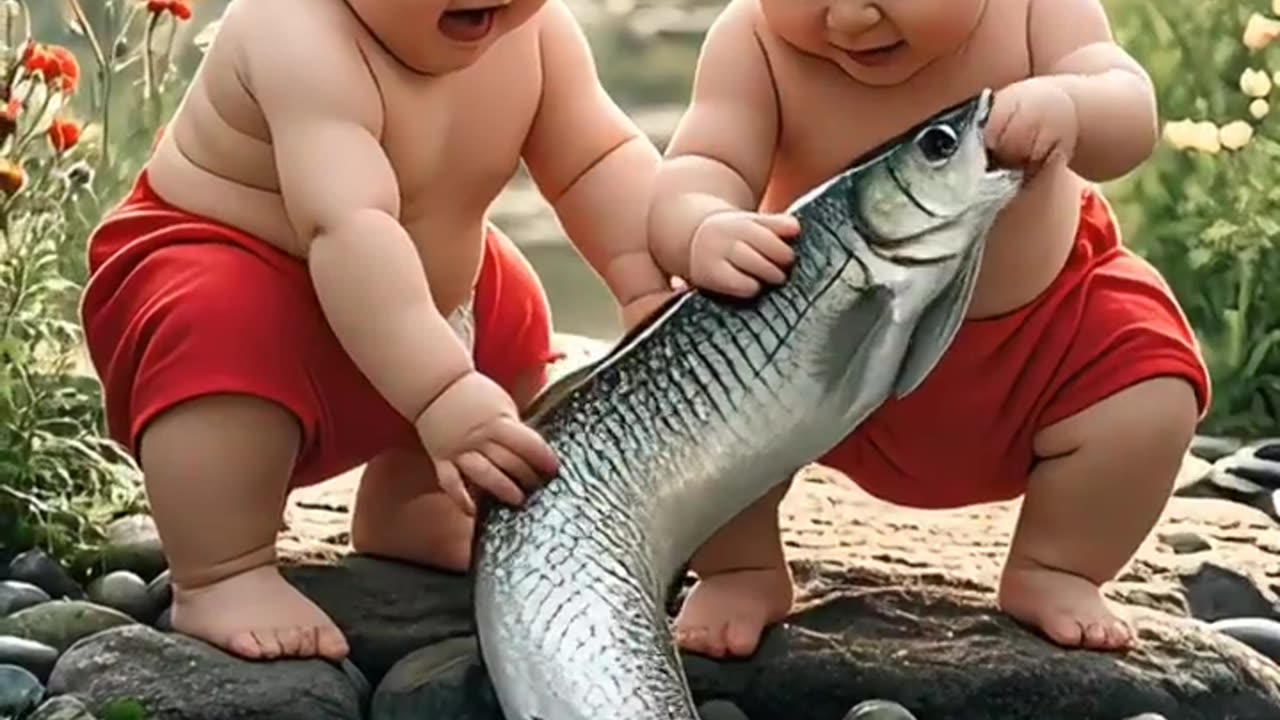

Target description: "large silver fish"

left=472, top=89, right=1022, bottom=720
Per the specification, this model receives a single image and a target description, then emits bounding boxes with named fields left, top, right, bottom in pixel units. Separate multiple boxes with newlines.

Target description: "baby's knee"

left=1037, top=376, right=1199, bottom=467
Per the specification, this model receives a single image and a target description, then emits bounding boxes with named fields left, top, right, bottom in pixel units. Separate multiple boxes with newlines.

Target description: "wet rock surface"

left=3, top=466, right=1276, bottom=719
left=4, top=338, right=1280, bottom=719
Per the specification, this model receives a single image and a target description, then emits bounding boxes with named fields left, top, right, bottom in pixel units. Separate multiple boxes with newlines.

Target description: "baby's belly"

left=966, top=169, right=1085, bottom=319
left=147, top=130, right=302, bottom=255
left=147, top=138, right=489, bottom=317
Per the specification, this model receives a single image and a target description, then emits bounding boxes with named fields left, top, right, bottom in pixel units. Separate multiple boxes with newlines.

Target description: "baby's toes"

left=724, top=619, right=763, bottom=657
left=316, top=625, right=350, bottom=660
left=253, top=629, right=285, bottom=659
left=274, top=626, right=306, bottom=656
left=1040, top=613, right=1086, bottom=647
left=1106, top=618, right=1136, bottom=649
left=228, top=630, right=267, bottom=660
left=1082, top=621, right=1109, bottom=648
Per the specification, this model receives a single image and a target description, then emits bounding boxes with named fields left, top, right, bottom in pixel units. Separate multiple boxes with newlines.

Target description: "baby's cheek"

left=897, top=0, right=984, bottom=55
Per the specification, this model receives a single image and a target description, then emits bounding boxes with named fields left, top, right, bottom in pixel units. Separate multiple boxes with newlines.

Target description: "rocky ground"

left=3, top=337, right=1280, bottom=720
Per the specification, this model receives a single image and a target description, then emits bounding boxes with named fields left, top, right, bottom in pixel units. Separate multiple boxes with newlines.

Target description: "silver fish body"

left=472, top=90, right=1022, bottom=720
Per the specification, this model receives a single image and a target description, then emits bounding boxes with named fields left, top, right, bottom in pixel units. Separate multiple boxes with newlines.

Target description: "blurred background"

left=6, top=0, right=1280, bottom=562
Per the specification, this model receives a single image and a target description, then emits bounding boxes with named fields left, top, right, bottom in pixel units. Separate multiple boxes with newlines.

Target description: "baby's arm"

left=244, top=10, right=472, bottom=425
left=521, top=0, right=670, bottom=311
left=1028, top=0, right=1158, bottom=181
left=647, top=0, right=781, bottom=280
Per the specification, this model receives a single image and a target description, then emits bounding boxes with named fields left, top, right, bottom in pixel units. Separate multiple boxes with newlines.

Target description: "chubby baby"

left=81, top=0, right=672, bottom=660
left=648, top=0, right=1210, bottom=656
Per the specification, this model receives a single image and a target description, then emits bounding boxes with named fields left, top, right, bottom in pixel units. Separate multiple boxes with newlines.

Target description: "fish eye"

left=915, top=124, right=959, bottom=165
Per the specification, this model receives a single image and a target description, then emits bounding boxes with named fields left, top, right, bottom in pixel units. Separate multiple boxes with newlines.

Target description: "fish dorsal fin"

left=892, top=240, right=984, bottom=398
left=522, top=289, right=695, bottom=424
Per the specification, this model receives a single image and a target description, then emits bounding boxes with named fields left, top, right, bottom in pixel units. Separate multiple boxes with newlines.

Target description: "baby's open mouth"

left=844, top=40, right=906, bottom=66
left=438, top=6, right=501, bottom=43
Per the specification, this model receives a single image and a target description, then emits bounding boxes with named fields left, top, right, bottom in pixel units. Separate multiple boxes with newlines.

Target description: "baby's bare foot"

left=171, top=565, right=349, bottom=660
left=674, top=566, right=794, bottom=659
left=998, top=559, right=1134, bottom=651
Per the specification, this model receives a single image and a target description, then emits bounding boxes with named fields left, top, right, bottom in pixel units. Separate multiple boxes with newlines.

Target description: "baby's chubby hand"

left=414, top=371, right=558, bottom=516
left=688, top=211, right=799, bottom=299
left=985, top=78, right=1079, bottom=176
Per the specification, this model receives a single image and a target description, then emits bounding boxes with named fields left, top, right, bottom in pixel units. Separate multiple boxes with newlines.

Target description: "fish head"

left=796, top=89, right=1023, bottom=266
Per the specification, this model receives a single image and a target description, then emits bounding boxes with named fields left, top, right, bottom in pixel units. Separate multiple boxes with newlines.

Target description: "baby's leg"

left=350, top=448, right=473, bottom=571
left=350, top=365, right=547, bottom=571
left=140, top=394, right=348, bottom=661
left=675, top=479, right=794, bottom=659
left=998, top=377, right=1198, bottom=650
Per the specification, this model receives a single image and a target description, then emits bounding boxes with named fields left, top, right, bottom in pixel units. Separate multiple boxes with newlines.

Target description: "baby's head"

left=346, top=0, right=545, bottom=74
left=760, top=0, right=985, bottom=85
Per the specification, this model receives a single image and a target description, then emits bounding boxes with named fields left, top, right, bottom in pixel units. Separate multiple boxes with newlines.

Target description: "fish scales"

left=474, top=90, right=1022, bottom=720
left=476, top=241, right=861, bottom=719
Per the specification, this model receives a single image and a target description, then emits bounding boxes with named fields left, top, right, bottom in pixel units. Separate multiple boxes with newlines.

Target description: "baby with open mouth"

left=79, top=0, right=673, bottom=662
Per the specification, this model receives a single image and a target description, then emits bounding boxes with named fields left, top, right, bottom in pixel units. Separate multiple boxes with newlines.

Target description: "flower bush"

left=1106, top=0, right=1280, bottom=436
left=0, top=0, right=200, bottom=576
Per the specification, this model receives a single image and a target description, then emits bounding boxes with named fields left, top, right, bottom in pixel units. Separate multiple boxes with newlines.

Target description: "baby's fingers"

left=482, top=440, right=543, bottom=490
left=744, top=224, right=796, bottom=269
left=755, top=212, right=801, bottom=237
left=703, top=260, right=763, bottom=298
left=491, top=418, right=559, bottom=477
left=457, top=450, right=526, bottom=507
left=434, top=459, right=477, bottom=516
left=729, top=242, right=788, bottom=285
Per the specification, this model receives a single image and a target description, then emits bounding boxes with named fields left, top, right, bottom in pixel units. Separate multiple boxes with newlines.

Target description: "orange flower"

left=146, top=0, right=193, bottom=20
left=48, top=118, right=82, bottom=153
left=0, top=159, right=25, bottom=196
left=19, top=42, right=80, bottom=94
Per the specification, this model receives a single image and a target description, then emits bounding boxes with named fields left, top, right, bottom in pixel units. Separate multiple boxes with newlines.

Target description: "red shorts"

left=818, top=189, right=1211, bottom=509
left=81, top=172, right=557, bottom=489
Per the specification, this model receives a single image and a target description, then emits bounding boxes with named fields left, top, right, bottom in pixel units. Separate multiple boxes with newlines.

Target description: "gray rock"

left=265, top=475, right=1280, bottom=720
left=0, top=664, right=43, bottom=718
left=843, top=699, right=917, bottom=720
left=99, top=515, right=167, bottom=582
left=0, top=580, right=50, bottom=616
left=672, top=582, right=1280, bottom=720
left=284, top=556, right=474, bottom=685
left=699, top=699, right=749, bottom=720
left=6, top=551, right=83, bottom=601
left=0, top=600, right=137, bottom=653
left=1190, top=434, right=1243, bottom=462
left=1157, top=530, right=1211, bottom=554
left=145, top=570, right=171, bottom=617
left=1210, top=617, right=1280, bottom=663
left=47, top=625, right=363, bottom=719
left=0, top=636, right=58, bottom=682
left=26, top=694, right=95, bottom=719
left=86, top=571, right=155, bottom=623
left=369, top=636, right=498, bottom=720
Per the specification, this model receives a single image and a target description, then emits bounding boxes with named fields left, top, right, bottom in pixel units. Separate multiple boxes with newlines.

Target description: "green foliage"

left=101, top=698, right=151, bottom=720
left=1107, top=0, right=1280, bottom=435
left=1, top=0, right=200, bottom=574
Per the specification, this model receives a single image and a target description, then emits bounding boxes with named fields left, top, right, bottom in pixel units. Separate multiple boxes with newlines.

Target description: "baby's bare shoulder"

left=215, top=0, right=379, bottom=123
left=219, top=0, right=371, bottom=93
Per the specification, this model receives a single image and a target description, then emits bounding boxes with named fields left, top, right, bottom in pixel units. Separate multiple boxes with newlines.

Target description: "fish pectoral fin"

left=893, top=241, right=984, bottom=398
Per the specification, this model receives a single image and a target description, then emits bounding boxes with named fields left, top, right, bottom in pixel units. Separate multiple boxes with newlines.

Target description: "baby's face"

left=761, top=0, right=986, bottom=85
left=347, top=0, right=545, bottom=74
